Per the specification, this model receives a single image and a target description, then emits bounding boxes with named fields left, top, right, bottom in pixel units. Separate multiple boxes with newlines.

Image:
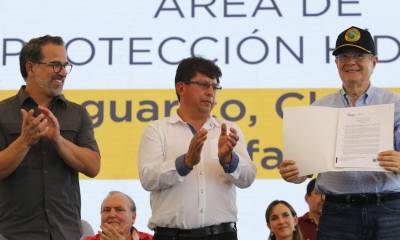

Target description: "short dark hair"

left=306, top=179, right=316, bottom=196
left=174, top=56, right=222, bottom=100
left=19, top=35, right=64, bottom=80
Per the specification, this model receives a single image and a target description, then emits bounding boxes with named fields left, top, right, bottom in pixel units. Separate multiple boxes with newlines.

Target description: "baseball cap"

left=332, top=26, right=376, bottom=56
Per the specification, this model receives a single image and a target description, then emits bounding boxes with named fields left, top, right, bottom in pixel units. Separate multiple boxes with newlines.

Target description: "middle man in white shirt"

left=138, top=56, right=256, bottom=240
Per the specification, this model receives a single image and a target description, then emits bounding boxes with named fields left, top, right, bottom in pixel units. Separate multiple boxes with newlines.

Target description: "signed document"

left=283, top=104, right=394, bottom=177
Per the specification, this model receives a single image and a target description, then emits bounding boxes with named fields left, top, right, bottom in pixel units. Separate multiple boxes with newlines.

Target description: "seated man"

left=84, top=191, right=152, bottom=240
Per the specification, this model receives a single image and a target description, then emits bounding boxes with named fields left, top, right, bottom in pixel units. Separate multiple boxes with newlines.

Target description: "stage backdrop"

left=1, top=1, right=399, bottom=239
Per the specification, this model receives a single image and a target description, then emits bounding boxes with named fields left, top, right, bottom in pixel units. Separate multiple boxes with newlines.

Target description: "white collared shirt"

left=138, top=114, right=256, bottom=229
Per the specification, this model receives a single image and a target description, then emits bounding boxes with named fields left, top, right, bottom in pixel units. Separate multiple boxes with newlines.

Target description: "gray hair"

left=102, top=191, right=136, bottom=212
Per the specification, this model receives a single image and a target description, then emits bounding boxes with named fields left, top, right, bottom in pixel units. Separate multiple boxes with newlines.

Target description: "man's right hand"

left=279, top=160, right=306, bottom=183
left=0, top=109, right=48, bottom=180
left=184, top=128, right=208, bottom=168
left=20, top=108, right=48, bottom=146
left=100, top=223, right=125, bottom=240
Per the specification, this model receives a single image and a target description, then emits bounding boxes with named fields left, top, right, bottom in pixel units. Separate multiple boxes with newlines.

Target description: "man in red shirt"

left=84, top=191, right=152, bottom=240
left=298, top=179, right=325, bottom=240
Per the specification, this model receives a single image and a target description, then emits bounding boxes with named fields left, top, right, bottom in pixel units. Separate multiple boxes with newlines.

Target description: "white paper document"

left=283, top=104, right=394, bottom=177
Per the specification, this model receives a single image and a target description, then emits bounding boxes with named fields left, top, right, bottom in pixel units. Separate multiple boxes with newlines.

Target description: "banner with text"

left=2, top=88, right=399, bottom=179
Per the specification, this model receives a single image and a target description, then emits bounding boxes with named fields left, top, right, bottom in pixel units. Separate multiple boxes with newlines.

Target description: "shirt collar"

left=168, top=113, right=220, bottom=129
left=17, top=85, right=67, bottom=109
left=339, top=84, right=376, bottom=106
left=301, top=212, right=317, bottom=224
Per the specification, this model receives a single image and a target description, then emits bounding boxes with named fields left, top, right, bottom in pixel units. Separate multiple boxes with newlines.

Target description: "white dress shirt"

left=138, top=114, right=256, bottom=229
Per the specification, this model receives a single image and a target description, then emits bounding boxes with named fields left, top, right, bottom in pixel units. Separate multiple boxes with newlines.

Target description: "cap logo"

left=344, top=28, right=361, bottom=42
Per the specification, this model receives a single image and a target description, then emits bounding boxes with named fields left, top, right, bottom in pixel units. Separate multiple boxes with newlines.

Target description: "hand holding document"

left=283, top=104, right=394, bottom=177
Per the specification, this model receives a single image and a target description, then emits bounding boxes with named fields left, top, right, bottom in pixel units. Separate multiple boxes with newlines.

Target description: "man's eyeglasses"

left=335, top=53, right=373, bottom=62
left=36, top=61, right=73, bottom=74
left=186, top=80, right=222, bottom=90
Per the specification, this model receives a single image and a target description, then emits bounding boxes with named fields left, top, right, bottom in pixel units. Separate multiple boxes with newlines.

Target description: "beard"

left=38, top=76, right=64, bottom=97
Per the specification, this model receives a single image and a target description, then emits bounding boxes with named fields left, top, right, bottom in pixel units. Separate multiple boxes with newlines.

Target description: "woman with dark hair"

left=265, top=200, right=303, bottom=240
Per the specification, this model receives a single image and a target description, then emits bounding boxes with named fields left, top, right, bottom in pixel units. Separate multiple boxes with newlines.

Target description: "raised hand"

left=218, top=123, right=239, bottom=165
left=100, top=223, right=125, bottom=240
left=184, top=128, right=208, bottom=168
left=38, top=106, right=61, bottom=143
left=19, top=108, right=48, bottom=146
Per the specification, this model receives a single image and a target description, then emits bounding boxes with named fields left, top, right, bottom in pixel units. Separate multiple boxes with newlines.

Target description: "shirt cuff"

left=175, top=154, right=193, bottom=176
left=220, top=152, right=239, bottom=173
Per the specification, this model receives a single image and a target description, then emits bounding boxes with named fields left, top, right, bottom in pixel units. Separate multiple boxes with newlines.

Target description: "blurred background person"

left=298, top=179, right=324, bottom=240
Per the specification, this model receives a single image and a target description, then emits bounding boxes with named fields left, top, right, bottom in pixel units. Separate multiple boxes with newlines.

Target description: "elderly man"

left=138, top=56, right=256, bottom=240
left=84, top=191, right=152, bottom=240
left=0, top=35, right=100, bottom=240
left=280, top=26, right=400, bottom=239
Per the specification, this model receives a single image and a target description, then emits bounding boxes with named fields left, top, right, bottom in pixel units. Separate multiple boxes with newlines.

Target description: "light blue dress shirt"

left=314, top=85, right=400, bottom=194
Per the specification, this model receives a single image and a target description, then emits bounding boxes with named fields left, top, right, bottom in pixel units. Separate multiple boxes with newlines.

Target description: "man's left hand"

left=38, top=106, right=62, bottom=143
left=378, top=150, right=400, bottom=173
left=218, top=123, right=239, bottom=165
